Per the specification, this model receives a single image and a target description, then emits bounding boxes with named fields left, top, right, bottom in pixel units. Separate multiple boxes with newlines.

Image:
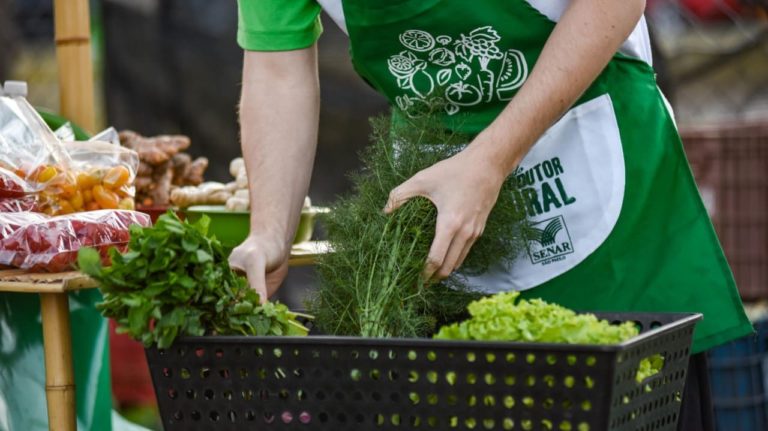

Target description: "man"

left=230, top=2, right=752, bottom=429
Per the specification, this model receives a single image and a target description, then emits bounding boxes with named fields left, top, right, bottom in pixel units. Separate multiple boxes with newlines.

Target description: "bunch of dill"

left=308, top=110, right=530, bottom=338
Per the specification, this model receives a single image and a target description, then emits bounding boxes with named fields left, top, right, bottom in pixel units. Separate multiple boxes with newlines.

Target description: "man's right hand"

left=229, top=234, right=289, bottom=304
left=234, top=46, right=320, bottom=302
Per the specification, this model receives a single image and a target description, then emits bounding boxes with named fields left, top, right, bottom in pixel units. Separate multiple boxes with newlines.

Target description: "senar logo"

left=527, top=215, right=574, bottom=265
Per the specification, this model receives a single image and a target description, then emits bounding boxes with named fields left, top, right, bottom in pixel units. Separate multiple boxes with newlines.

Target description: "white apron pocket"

left=466, top=94, right=625, bottom=293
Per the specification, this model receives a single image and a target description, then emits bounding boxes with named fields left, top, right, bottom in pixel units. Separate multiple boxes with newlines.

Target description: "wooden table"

left=0, top=240, right=330, bottom=431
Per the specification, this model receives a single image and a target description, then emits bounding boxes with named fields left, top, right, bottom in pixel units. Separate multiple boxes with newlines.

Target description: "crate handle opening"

left=635, top=353, right=666, bottom=385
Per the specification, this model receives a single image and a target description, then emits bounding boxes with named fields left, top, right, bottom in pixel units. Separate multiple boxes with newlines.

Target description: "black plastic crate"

left=708, top=318, right=768, bottom=431
left=146, top=312, right=701, bottom=431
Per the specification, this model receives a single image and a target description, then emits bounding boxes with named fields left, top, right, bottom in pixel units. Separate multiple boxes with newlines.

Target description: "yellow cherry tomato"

left=58, top=182, right=77, bottom=199
left=103, top=166, right=131, bottom=189
left=118, top=198, right=135, bottom=210
left=36, top=166, right=58, bottom=183
left=69, top=190, right=84, bottom=211
left=76, top=172, right=100, bottom=189
left=58, top=200, right=74, bottom=215
left=93, top=185, right=119, bottom=209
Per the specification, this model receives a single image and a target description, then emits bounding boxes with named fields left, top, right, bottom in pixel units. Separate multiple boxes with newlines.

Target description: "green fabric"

left=0, top=291, right=113, bottom=431
left=237, top=0, right=323, bottom=51
left=341, top=0, right=752, bottom=353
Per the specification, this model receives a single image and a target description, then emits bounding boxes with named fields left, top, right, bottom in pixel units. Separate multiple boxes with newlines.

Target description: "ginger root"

left=229, top=158, right=245, bottom=178
left=120, top=130, right=208, bottom=207
left=225, top=197, right=249, bottom=212
left=171, top=182, right=232, bottom=207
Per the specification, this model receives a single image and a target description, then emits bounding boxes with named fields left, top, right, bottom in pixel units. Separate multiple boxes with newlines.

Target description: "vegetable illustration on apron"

left=389, top=26, right=528, bottom=116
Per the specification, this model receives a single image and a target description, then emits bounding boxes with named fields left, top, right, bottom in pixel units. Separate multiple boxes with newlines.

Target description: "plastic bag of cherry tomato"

left=0, top=210, right=151, bottom=273
left=36, top=141, right=139, bottom=215
left=1, top=84, right=72, bottom=199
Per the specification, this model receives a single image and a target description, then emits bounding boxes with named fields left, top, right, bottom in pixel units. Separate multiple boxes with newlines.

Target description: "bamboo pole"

left=40, top=293, right=77, bottom=431
left=53, top=0, right=96, bottom=133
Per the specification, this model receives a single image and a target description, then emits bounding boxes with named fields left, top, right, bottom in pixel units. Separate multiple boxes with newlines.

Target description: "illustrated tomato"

left=445, top=81, right=483, bottom=106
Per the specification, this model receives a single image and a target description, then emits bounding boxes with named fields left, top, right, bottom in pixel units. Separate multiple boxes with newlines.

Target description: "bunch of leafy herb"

left=435, top=292, right=663, bottom=382
left=308, top=109, right=531, bottom=338
left=78, top=212, right=308, bottom=348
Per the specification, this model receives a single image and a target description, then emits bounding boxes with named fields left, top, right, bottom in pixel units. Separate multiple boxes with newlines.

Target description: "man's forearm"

left=472, top=0, right=646, bottom=174
left=240, top=47, right=320, bottom=251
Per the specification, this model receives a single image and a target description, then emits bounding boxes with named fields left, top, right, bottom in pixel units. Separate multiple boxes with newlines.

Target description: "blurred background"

left=2, top=0, right=767, bottom=430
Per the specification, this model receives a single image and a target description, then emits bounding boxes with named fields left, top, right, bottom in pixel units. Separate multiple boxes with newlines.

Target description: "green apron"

left=341, top=0, right=752, bottom=353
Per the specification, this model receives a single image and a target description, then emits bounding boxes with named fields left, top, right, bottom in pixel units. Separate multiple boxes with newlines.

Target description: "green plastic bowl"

left=183, top=205, right=328, bottom=249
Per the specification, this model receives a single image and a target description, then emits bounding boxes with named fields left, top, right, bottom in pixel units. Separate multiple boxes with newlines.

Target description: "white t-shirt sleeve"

left=317, top=0, right=347, bottom=33
left=527, top=0, right=653, bottom=65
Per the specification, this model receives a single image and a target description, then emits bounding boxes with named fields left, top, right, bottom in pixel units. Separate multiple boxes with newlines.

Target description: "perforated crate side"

left=145, top=312, right=700, bottom=431
left=602, top=313, right=697, bottom=431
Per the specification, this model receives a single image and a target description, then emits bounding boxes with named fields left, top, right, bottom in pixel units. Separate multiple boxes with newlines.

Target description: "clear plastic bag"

left=0, top=81, right=71, bottom=198
left=0, top=211, right=47, bottom=269
left=53, top=122, right=76, bottom=142
left=0, top=195, right=39, bottom=212
left=38, top=141, right=139, bottom=215
left=89, top=126, right=120, bottom=146
left=0, top=211, right=47, bottom=237
left=0, top=210, right=151, bottom=273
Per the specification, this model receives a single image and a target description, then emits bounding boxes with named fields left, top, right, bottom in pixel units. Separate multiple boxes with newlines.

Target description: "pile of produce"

left=170, top=157, right=248, bottom=210
left=170, top=156, right=316, bottom=217
left=36, top=141, right=139, bottom=214
left=119, top=130, right=208, bottom=208
left=0, top=88, right=141, bottom=215
left=78, top=212, right=309, bottom=348
left=308, top=110, right=531, bottom=338
left=436, top=291, right=663, bottom=382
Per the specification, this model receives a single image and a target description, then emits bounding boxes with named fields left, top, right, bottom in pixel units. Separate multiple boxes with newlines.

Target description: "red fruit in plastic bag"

left=0, top=210, right=151, bottom=272
left=0, top=212, right=47, bottom=237
left=0, top=195, right=39, bottom=212
left=0, top=170, right=27, bottom=198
